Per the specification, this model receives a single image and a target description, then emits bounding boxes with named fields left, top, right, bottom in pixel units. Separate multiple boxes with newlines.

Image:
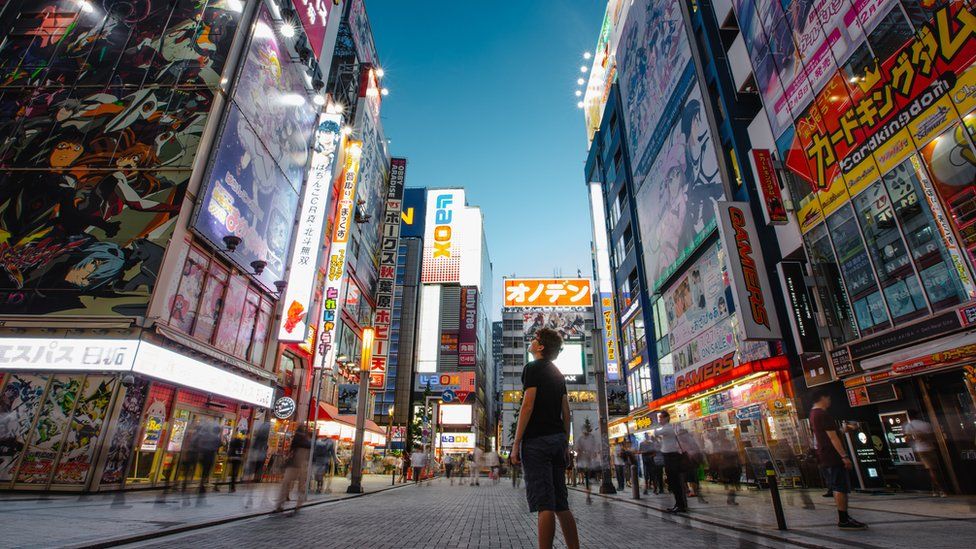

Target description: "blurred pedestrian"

left=179, top=419, right=200, bottom=492
left=810, top=389, right=867, bottom=529
left=248, top=419, right=271, bottom=482
left=638, top=433, right=663, bottom=495
left=400, top=451, right=411, bottom=483
left=904, top=411, right=947, bottom=497
left=196, top=419, right=222, bottom=493
left=707, top=429, right=740, bottom=504
left=470, top=446, right=484, bottom=486
left=444, top=453, right=456, bottom=485
left=486, top=449, right=501, bottom=484
left=655, top=411, right=688, bottom=513
left=311, top=436, right=332, bottom=494
left=410, top=445, right=427, bottom=485
left=681, top=431, right=706, bottom=503
left=575, top=425, right=598, bottom=491
left=511, top=328, right=579, bottom=549
left=227, top=433, right=245, bottom=493
left=274, top=426, right=311, bottom=514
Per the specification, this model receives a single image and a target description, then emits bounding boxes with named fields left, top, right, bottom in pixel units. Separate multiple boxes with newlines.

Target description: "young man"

left=654, top=411, right=688, bottom=513
left=511, top=328, right=580, bottom=549
left=809, top=389, right=867, bottom=529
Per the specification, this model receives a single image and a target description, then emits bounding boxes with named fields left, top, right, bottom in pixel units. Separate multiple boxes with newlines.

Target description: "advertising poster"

left=617, top=0, right=694, bottom=176
left=422, top=189, right=465, bottom=283
left=348, top=0, right=377, bottom=65
left=635, top=82, right=726, bottom=290
left=370, top=157, right=406, bottom=389
left=440, top=332, right=459, bottom=355
left=293, top=0, right=336, bottom=59
left=337, top=384, right=359, bottom=415
left=663, top=242, right=734, bottom=352
left=400, top=188, right=427, bottom=238
left=352, top=92, right=388, bottom=293
left=0, top=0, right=242, bottom=317
left=100, top=378, right=149, bottom=485
left=0, top=374, right=49, bottom=481
left=279, top=113, right=343, bottom=342
left=458, top=287, right=478, bottom=367
left=193, top=103, right=300, bottom=290
left=16, top=375, right=82, bottom=484
left=503, top=278, right=593, bottom=308
left=52, top=376, right=117, bottom=485
left=522, top=311, right=588, bottom=340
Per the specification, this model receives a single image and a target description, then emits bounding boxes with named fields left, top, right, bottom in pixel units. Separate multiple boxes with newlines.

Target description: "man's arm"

left=562, top=394, right=571, bottom=436
left=826, top=430, right=852, bottom=469
left=510, top=387, right=537, bottom=464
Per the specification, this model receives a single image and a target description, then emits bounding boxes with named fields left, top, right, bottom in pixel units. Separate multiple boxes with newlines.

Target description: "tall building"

left=716, top=0, right=976, bottom=494
left=499, top=278, right=599, bottom=452
left=413, top=188, right=493, bottom=452
left=583, top=0, right=801, bottom=481
left=0, top=0, right=393, bottom=492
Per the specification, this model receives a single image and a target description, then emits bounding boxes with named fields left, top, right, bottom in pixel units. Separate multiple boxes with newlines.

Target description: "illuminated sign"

left=369, top=157, right=406, bottom=389
left=439, top=404, right=473, bottom=425
left=675, top=353, right=735, bottom=391
left=279, top=113, right=343, bottom=342
left=716, top=202, right=781, bottom=340
left=607, top=421, right=629, bottom=439
left=437, top=431, right=476, bottom=450
left=751, top=149, right=787, bottom=224
left=503, top=278, right=593, bottom=308
left=422, top=189, right=464, bottom=283
left=415, top=372, right=476, bottom=393
left=292, top=0, right=336, bottom=59
left=314, top=140, right=363, bottom=370
left=458, top=286, right=478, bottom=367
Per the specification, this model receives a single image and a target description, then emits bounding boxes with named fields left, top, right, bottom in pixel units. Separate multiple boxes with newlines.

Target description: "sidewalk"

left=0, top=474, right=404, bottom=549
left=571, top=481, right=976, bottom=549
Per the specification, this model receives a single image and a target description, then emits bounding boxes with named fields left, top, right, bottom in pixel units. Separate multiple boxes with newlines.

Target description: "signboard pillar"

left=591, top=326, right=616, bottom=495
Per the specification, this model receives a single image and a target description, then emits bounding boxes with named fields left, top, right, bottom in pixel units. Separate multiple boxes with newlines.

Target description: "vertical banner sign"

left=370, top=158, right=406, bottom=389
left=315, top=140, right=363, bottom=370
left=716, top=201, right=782, bottom=340
left=279, top=113, right=343, bottom=342
left=458, top=287, right=478, bottom=367
left=598, top=293, right=620, bottom=381
left=751, top=149, right=788, bottom=225
left=292, top=0, right=335, bottom=59
left=776, top=262, right=822, bottom=354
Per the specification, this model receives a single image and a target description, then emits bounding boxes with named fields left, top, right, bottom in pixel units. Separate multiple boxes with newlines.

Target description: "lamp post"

left=591, top=327, right=617, bottom=494
left=386, top=405, right=395, bottom=456
left=347, top=327, right=375, bottom=493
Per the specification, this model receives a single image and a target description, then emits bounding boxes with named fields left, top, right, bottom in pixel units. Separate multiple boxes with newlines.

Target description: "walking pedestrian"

left=312, top=436, right=336, bottom=494
left=274, top=426, right=311, bottom=514
left=486, top=449, right=501, bottom=484
left=682, top=432, right=707, bottom=503
left=904, top=410, right=947, bottom=497
left=195, top=419, right=221, bottom=493
left=469, top=446, right=484, bottom=486
left=809, top=389, right=868, bottom=529
left=179, top=419, right=200, bottom=492
left=575, top=425, right=598, bottom=491
left=400, top=451, right=411, bottom=483
left=227, top=433, right=245, bottom=493
left=638, top=433, right=662, bottom=495
left=613, top=443, right=627, bottom=491
left=444, top=453, right=456, bottom=485
left=654, top=411, right=689, bottom=513
left=410, top=445, right=427, bottom=485
left=511, top=328, right=580, bottom=549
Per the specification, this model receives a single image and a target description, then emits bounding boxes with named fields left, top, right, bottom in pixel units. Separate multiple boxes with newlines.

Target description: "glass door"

left=925, top=371, right=976, bottom=494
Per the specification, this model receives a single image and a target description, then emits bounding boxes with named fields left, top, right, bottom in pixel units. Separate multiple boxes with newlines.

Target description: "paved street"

left=0, top=474, right=398, bottom=549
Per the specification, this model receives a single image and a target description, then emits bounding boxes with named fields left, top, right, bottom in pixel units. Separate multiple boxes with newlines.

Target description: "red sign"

left=293, top=0, right=337, bottom=59
left=751, top=149, right=787, bottom=224
left=891, top=343, right=976, bottom=375
left=675, top=353, right=736, bottom=390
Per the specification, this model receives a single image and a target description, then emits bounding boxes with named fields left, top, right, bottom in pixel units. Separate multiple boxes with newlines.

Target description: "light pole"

left=347, top=327, right=375, bottom=493
left=385, top=405, right=395, bottom=456
left=591, top=327, right=617, bottom=494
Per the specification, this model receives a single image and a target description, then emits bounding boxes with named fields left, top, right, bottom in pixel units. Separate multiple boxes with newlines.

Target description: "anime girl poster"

left=16, top=375, right=82, bottom=484
left=0, top=374, right=49, bottom=481
left=52, top=376, right=117, bottom=485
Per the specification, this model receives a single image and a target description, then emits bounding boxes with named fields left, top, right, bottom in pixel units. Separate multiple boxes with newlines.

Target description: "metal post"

left=631, top=464, right=640, bottom=500
left=304, top=367, right=323, bottom=499
left=591, top=327, right=617, bottom=495
left=765, top=461, right=788, bottom=530
left=347, top=328, right=375, bottom=493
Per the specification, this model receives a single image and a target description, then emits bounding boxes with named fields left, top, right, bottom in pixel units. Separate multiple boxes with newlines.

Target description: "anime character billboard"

left=635, top=81, right=726, bottom=291
left=0, top=0, right=241, bottom=316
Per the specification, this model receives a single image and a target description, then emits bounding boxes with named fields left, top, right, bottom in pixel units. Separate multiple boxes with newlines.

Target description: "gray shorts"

left=521, top=433, right=569, bottom=512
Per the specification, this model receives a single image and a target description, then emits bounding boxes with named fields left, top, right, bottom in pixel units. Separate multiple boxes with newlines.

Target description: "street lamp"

left=347, top=327, right=375, bottom=493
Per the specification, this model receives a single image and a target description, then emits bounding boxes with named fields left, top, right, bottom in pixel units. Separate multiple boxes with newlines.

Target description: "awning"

left=859, top=330, right=976, bottom=370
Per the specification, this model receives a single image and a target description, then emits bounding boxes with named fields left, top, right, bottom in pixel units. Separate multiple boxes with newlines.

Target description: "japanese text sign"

left=503, top=278, right=593, bottom=308
left=369, top=157, right=406, bottom=389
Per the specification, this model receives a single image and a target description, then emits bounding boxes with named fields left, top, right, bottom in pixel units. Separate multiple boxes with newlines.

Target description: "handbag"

left=674, top=427, right=693, bottom=472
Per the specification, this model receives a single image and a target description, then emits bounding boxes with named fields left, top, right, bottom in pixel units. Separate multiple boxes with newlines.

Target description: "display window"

left=826, top=204, right=891, bottom=334
left=804, top=224, right=860, bottom=344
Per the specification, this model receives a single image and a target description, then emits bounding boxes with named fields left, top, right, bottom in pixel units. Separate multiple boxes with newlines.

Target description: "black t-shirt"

left=521, top=359, right=568, bottom=440
left=810, top=407, right=842, bottom=467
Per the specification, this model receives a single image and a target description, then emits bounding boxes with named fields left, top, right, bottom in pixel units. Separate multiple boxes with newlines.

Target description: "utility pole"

left=591, top=326, right=616, bottom=494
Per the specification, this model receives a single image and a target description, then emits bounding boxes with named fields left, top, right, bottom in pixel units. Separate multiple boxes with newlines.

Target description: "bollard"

left=392, top=464, right=396, bottom=486
left=765, top=461, right=787, bottom=530
left=631, top=464, right=640, bottom=500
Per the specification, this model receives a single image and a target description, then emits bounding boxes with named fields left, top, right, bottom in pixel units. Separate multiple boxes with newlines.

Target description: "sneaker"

left=822, top=491, right=834, bottom=498
left=838, top=518, right=868, bottom=530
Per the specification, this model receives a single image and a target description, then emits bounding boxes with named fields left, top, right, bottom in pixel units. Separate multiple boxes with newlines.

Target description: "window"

left=805, top=224, right=860, bottom=344
left=825, top=205, right=890, bottom=334
left=623, top=225, right=634, bottom=254
left=867, top=4, right=914, bottom=64
left=852, top=180, right=928, bottom=324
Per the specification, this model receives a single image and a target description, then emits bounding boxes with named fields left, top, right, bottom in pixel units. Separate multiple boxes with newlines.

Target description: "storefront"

left=840, top=324, right=976, bottom=494
left=0, top=335, right=273, bottom=492
left=641, top=356, right=809, bottom=487
left=312, top=402, right=386, bottom=474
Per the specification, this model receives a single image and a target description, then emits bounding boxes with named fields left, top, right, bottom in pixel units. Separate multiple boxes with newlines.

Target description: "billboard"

left=293, top=0, right=337, bottom=59
left=522, top=311, right=588, bottom=340
left=504, top=278, right=593, bottom=308
left=0, top=0, right=240, bottom=317
left=634, top=81, right=726, bottom=290
left=348, top=0, right=377, bottom=65
left=525, top=342, right=585, bottom=383
left=439, top=404, right=473, bottom=426
left=437, top=432, right=476, bottom=450
left=314, top=140, right=364, bottom=370
left=716, top=202, right=782, bottom=340
left=617, top=0, right=694, bottom=176
left=422, top=189, right=465, bottom=283
left=459, top=287, right=478, bottom=366
left=400, top=188, right=427, bottom=238
left=278, top=113, right=343, bottom=342
left=369, top=158, right=406, bottom=389
left=414, top=372, right=476, bottom=393
left=662, top=241, right=734, bottom=352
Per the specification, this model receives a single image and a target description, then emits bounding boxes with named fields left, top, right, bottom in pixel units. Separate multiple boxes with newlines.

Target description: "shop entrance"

left=921, top=371, right=976, bottom=494
left=127, top=406, right=235, bottom=487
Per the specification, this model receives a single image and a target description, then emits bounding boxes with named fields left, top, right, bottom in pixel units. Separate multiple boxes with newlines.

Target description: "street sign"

left=441, top=390, right=456, bottom=403
left=273, top=397, right=296, bottom=419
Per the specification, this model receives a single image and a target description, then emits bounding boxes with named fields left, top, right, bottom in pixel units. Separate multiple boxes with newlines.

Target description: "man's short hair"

left=811, top=388, right=831, bottom=403
left=536, top=328, right=562, bottom=361
left=658, top=410, right=670, bottom=421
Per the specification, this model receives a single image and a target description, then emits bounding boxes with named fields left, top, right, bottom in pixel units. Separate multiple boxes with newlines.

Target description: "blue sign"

left=400, top=188, right=427, bottom=239
left=441, top=390, right=456, bottom=403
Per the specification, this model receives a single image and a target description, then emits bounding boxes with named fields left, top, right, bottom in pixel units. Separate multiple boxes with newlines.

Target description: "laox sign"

left=433, top=194, right=454, bottom=257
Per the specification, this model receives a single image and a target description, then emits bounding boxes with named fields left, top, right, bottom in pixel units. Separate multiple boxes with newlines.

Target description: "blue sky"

left=367, top=0, right=607, bottom=318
